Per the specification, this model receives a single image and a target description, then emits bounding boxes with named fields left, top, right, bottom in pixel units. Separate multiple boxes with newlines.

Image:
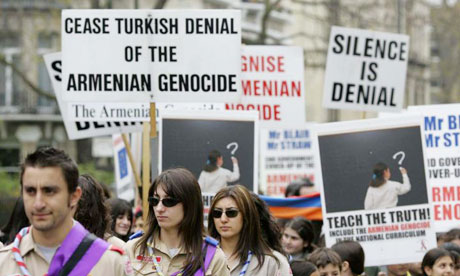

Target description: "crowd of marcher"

left=0, top=146, right=459, bottom=276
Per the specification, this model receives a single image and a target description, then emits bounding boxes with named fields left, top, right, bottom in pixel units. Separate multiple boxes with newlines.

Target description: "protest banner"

left=44, top=52, right=143, bottom=139
left=159, top=110, right=258, bottom=192
left=113, top=134, right=135, bottom=202
left=226, top=46, right=305, bottom=126
left=314, top=117, right=436, bottom=266
left=45, top=52, right=225, bottom=137
left=259, top=124, right=315, bottom=196
left=408, top=104, right=460, bottom=232
left=61, top=10, right=241, bottom=121
left=323, top=26, right=409, bottom=112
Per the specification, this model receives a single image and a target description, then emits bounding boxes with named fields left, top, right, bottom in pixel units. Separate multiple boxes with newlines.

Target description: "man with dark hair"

left=0, top=147, right=133, bottom=275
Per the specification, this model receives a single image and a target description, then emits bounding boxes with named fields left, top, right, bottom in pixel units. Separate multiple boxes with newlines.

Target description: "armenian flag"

left=260, top=192, right=322, bottom=221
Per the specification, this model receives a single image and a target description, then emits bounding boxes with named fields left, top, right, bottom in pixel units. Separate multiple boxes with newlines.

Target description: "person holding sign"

left=364, top=162, right=411, bottom=210
left=198, top=150, right=240, bottom=193
left=421, top=248, right=455, bottom=276
left=126, top=168, right=229, bottom=275
left=208, top=185, right=291, bottom=275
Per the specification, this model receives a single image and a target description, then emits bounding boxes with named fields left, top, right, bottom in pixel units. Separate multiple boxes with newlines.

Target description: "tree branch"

left=0, top=54, right=56, bottom=100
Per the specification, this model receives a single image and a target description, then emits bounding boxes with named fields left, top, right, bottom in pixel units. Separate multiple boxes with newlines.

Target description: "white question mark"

left=226, top=142, right=238, bottom=155
left=392, top=151, right=405, bottom=169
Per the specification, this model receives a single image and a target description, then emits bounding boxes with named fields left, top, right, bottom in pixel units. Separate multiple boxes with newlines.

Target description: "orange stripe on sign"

left=269, top=206, right=322, bottom=220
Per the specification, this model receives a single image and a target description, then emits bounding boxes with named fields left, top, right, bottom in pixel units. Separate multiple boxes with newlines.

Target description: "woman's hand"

left=399, top=167, right=407, bottom=174
left=231, top=157, right=238, bottom=164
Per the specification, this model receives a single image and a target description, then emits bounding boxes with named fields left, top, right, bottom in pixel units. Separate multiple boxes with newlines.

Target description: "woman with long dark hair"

left=198, top=150, right=239, bottom=193
left=108, top=198, right=133, bottom=242
left=75, top=174, right=125, bottom=248
left=126, top=168, right=229, bottom=275
left=364, top=162, right=411, bottom=210
left=208, top=185, right=291, bottom=275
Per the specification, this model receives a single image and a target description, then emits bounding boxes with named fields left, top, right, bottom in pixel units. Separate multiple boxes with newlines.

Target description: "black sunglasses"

left=212, top=209, right=239, bottom=219
left=148, top=197, right=180, bottom=207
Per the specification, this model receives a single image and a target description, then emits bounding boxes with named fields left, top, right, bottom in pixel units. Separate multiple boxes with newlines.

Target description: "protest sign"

left=408, top=104, right=460, bottom=232
left=202, top=192, right=214, bottom=228
left=226, top=46, right=305, bottom=126
left=62, top=10, right=241, bottom=121
left=113, top=134, right=135, bottom=201
left=259, top=124, right=315, bottom=196
left=159, top=110, right=258, bottom=192
left=323, top=26, right=409, bottom=112
left=44, top=52, right=143, bottom=139
left=314, top=117, right=436, bottom=266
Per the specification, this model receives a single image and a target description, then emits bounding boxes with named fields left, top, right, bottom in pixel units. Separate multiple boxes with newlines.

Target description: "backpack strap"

left=202, top=236, right=218, bottom=274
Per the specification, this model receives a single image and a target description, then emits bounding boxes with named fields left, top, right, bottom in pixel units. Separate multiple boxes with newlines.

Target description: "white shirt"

left=364, top=174, right=411, bottom=210
left=198, top=165, right=240, bottom=193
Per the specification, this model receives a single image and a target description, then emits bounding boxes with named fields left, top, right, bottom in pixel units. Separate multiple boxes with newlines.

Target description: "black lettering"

left=333, top=34, right=344, bottom=54
left=51, top=61, right=62, bottom=82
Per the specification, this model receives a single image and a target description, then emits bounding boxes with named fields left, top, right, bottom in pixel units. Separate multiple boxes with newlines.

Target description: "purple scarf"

left=48, top=222, right=109, bottom=276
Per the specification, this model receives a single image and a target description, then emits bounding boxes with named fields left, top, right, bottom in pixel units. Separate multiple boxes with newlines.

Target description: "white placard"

left=259, top=124, right=316, bottom=196
left=44, top=52, right=143, bottom=139
left=62, top=9, right=241, bottom=109
left=408, top=104, right=460, bottom=232
left=226, top=46, right=305, bottom=126
left=113, top=134, right=135, bottom=202
left=314, top=117, right=436, bottom=266
left=323, top=26, right=409, bottom=112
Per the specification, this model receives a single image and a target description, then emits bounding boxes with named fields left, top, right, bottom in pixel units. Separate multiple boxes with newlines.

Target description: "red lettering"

left=241, top=55, right=285, bottom=72
left=434, top=204, right=441, bottom=220
left=443, top=186, right=455, bottom=201
left=278, top=56, right=285, bottom=72
left=432, top=187, right=440, bottom=202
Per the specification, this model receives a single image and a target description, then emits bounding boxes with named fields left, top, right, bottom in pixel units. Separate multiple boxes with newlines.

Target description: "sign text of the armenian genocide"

left=62, top=10, right=242, bottom=117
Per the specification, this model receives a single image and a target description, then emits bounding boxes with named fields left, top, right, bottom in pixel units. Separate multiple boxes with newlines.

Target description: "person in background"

left=126, top=168, right=229, bottom=275
left=198, top=149, right=239, bottom=193
left=208, top=185, right=291, bottom=275
left=308, top=248, right=342, bottom=276
left=282, top=217, right=316, bottom=261
left=408, top=262, right=424, bottom=276
left=387, top=263, right=411, bottom=276
left=331, top=240, right=365, bottom=276
left=108, top=198, right=133, bottom=242
left=364, top=162, right=411, bottom=210
left=75, top=174, right=125, bottom=248
left=132, top=210, right=144, bottom=233
left=422, top=248, right=455, bottom=276
left=443, top=229, right=460, bottom=247
left=0, top=197, right=29, bottom=245
left=440, top=243, right=460, bottom=276
left=285, top=178, right=316, bottom=197
left=290, top=260, right=319, bottom=276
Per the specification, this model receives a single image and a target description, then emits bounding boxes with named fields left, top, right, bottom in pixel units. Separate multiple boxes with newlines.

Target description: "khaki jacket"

left=126, top=232, right=230, bottom=276
left=0, top=229, right=133, bottom=276
left=106, top=233, right=127, bottom=250
left=229, top=250, right=292, bottom=276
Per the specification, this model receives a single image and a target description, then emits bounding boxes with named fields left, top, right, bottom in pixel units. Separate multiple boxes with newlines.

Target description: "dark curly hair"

left=74, top=174, right=111, bottom=239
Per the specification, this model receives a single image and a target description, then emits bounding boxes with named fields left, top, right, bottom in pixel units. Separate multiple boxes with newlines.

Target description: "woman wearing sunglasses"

left=208, top=185, right=290, bottom=275
left=126, top=168, right=229, bottom=276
